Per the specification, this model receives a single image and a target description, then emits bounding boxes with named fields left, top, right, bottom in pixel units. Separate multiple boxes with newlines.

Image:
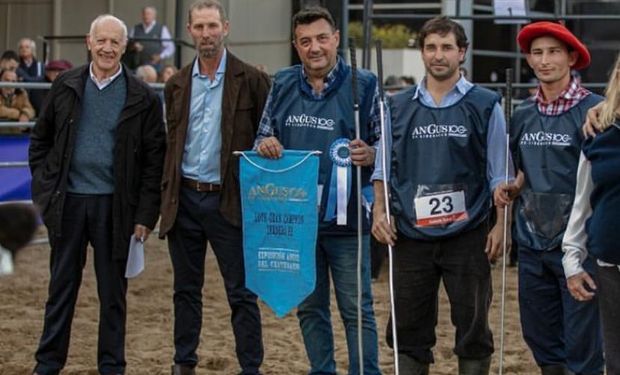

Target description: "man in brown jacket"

left=159, top=1, right=270, bottom=374
left=0, top=69, right=35, bottom=134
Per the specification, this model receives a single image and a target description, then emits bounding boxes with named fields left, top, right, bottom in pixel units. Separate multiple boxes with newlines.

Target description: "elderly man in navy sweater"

left=29, top=14, right=165, bottom=375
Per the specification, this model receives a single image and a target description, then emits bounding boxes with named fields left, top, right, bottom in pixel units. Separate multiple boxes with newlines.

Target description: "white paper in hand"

left=125, top=234, right=145, bottom=278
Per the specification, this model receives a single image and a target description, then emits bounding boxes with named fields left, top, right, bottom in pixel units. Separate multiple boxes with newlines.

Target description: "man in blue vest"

left=128, top=6, right=175, bottom=70
left=495, top=22, right=604, bottom=375
left=372, top=16, right=511, bottom=375
left=255, top=6, right=381, bottom=375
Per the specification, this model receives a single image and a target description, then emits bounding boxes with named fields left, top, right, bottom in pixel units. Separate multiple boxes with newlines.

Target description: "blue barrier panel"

left=0, top=135, right=31, bottom=202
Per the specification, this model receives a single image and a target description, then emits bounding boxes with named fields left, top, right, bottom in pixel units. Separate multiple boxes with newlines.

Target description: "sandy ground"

left=0, top=235, right=537, bottom=375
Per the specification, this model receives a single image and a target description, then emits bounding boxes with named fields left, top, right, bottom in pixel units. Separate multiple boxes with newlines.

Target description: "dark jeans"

left=387, top=224, right=494, bottom=364
left=167, top=187, right=263, bottom=374
left=518, top=246, right=604, bottom=374
left=597, top=265, right=620, bottom=375
left=35, top=194, right=127, bottom=375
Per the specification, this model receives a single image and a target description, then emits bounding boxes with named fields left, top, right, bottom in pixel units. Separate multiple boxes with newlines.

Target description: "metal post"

left=362, top=0, right=372, bottom=69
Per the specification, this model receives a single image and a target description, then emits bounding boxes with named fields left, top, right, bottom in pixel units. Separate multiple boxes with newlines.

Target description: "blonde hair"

left=599, top=55, right=620, bottom=130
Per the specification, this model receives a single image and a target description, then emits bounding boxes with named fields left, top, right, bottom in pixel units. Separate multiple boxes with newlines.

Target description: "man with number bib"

left=372, top=16, right=511, bottom=375
left=255, top=6, right=381, bottom=375
left=495, top=22, right=604, bottom=375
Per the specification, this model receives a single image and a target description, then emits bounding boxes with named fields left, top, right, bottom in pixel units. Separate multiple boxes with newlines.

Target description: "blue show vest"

left=269, top=62, right=377, bottom=234
left=582, top=121, right=620, bottom=264
left=511, top=94, right=603, bottom=251
left=388, top=85, right=499, bottom=240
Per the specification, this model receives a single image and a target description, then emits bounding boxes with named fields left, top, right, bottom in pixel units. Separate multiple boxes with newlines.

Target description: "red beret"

left=45, top=59, right=73, bottom=71
left=517, top=21, right=590, bottom=70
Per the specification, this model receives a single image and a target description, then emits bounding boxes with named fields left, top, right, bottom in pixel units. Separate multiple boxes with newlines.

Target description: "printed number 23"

left=429, top=196, right=453, bottom=215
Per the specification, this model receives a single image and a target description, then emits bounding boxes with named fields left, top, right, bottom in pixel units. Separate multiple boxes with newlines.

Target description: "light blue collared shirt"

left=372, top=76, right=514, bottom=191
left=181, top=50, right=227, bottom=183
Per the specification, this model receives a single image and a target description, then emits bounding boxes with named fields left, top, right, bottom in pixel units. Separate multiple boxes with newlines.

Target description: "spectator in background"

left=0, top=69, right=35, bottom=133
left=0, top=50, right=19, bottom=72
left=158, top=64, right=177, bottom=83
left=127, top=6, right=175, bottom=71
left=17, top=38, right=45, bottom=82
left=135, top=64, right=158, bottom=83
left=29, top=59, right=73, bottom=115
left=384, top=75, right=405, bottom=95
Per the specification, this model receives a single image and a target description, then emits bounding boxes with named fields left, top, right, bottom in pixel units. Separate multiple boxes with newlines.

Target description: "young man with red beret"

left=495, top=22, right=604, bottom=375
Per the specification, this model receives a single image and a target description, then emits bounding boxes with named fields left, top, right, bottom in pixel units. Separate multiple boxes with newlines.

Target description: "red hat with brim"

left=517, top=21, right=590, bottom=70
left=45, top=59, right=73, bottom=71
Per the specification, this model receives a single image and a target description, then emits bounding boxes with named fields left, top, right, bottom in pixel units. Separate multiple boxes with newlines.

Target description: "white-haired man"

left=30, top=14, right=166, bottom=375
left=17, top=37, right=45, bottom=82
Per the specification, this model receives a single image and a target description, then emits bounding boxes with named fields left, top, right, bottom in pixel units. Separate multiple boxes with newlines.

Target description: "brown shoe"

left=171, top=364, right=196, bottom=375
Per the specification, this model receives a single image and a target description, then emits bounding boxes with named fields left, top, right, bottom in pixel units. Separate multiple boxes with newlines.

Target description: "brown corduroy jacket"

left=159, top=51, right=270, bottom=237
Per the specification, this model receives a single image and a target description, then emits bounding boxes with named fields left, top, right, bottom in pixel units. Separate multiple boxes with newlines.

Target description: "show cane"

left=499, top=68, right=513, bottom=375
left=376, top=39, right=400, bottom=375
left=349, top=38, right=365, bottom=375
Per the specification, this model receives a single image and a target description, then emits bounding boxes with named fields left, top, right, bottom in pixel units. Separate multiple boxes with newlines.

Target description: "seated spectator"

left=29, top=59, right=73, bottom=115
left=0, top=203, right=38, bottom=276
left=384, top=75, right=405, bottom=95
left=0, top=50, right=19, bottom=72
left=135, top=64, right=158, bottom=83
left=17, top=38, right=45, bottom=82
left=0, top=69, right=35, bottom=134
left=158, top=64, right=177, bottom=83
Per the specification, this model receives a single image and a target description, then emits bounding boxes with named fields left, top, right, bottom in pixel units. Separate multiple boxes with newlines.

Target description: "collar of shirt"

left=299, top=56, right=341, bottom=99
left=412, top=75, right=472, bottom=107
left=534, top=77, right=590, bottom=116
left=89, top=62, right=123, bottom=90
left=143, top=21, right=157, bottom=34
left=192, top=48, right=227, bottom=84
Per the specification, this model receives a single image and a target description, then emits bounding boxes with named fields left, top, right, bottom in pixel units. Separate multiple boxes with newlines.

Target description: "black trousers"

left=35, top=194, right=127, bottom=375
left=386, top=224, right=494, bottom=364
left=168, top=187, right=263, bottom=374
left=598, top=265, right=620, bottom=375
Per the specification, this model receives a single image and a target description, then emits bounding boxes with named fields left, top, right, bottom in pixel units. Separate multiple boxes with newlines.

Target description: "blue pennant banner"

left=239, top=150, right=320, bottom=318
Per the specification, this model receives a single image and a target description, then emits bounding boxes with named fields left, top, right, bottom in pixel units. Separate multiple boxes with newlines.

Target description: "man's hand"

left=567, top=271, right=597, bottom=302
left=151, top=54, right=162, bottom=65
left=349, top=139, right=375, bottom=167
left=18, top=113, right=29, bottom=123
left=582, top=102, right=604, bottom=138
left=371, top=208, right=397, bottom=246
left=485, top=223, right=509, bottom=263
left=256, top=136, right=283, bottom=159
left=134, top=224, right=151, bottom=243
left=494, top=182, right=521, bottom=208
left=133, top=42, right=144, bottom=52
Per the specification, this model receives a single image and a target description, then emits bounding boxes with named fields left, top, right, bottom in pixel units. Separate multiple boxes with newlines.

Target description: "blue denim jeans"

left=297, top=234, right=381, bottom=375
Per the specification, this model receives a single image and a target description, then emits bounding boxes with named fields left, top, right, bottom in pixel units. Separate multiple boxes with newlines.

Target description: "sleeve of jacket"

left=135, top=91, right=166, bottom=230
left=29, top=79, right=60, bottom=177
left=251, top=70, right=272, bottom=134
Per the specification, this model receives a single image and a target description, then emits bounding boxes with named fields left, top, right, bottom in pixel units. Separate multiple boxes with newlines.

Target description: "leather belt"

left=181, top=177, right=221, bottom=192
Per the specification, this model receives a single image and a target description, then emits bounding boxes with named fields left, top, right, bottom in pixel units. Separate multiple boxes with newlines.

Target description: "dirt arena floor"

left=0, top=236, right=537, bottom=374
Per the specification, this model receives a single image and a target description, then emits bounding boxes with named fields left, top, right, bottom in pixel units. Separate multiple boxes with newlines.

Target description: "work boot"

left=398, top=354, right=429, bottom=375
left=458, top=356, right=491, bottom=375
left=171, top=364, right=196, bottom=375
left=540, top=365, right=571, bottom=375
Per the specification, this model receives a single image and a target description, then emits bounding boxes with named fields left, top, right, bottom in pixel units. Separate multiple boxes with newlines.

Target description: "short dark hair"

left=188, top=0, right=227, bottom=23
left=292, top=6, right=336, bottom=39
left=0, top=49, right=19, bottom=62
left=418, top=16, right=469, bottom=50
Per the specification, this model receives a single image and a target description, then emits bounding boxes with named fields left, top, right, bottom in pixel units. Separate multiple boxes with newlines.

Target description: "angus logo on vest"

left=285, top=114, right=335, bottom=131
left=411, top=123, right=468, bottom=140
left=520, top=131, right=572, bottom=147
